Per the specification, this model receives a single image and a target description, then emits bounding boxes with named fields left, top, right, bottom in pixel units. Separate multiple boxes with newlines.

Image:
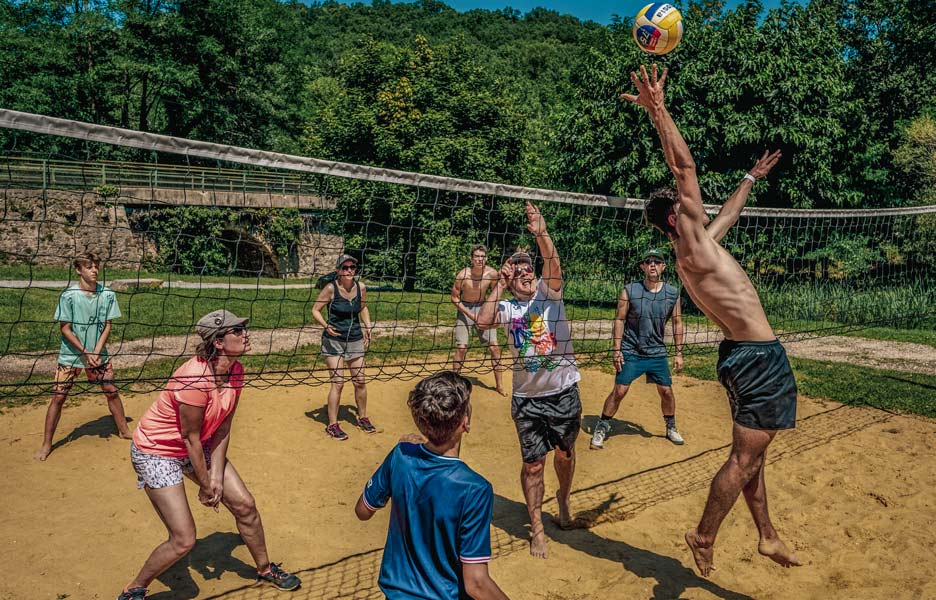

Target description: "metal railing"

left=0, top=156, right=318, bottom=195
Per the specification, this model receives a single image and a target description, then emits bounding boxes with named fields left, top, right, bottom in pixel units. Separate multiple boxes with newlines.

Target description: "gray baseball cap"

left=509, top=251, right=532, bottom=265
left=195, top=309, right=249, bottom=341
left=335, top=254, right=359, bottom=270
left=643, top=249, right=666, bottom=262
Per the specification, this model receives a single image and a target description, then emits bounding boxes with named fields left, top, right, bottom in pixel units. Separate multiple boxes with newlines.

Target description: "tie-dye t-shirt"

left=498, top=279, right=580, bottom=397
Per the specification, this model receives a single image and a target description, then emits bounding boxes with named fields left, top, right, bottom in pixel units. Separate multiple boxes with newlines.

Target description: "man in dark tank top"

left=590, top=249, right=685, bottom=450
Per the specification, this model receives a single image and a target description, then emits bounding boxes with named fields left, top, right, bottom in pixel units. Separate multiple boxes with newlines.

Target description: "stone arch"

left=220, top=228, right=281, bottom=278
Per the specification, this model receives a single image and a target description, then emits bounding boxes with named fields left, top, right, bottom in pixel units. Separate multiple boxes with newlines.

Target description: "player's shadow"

left=148, top=532, right=257, bottom=599
left=306, top=404, right=359, bottom=428
left=581, top=415, right=654, bottom=440
left=461, top=375, right=500, bottom=394
left=492, top=494, right=753, bottom=600
left=49, top=414, right=132, bottom=454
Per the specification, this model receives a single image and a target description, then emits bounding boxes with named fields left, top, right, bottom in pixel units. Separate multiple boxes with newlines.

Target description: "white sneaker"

left=666, top=426, right=685, bottom=445
left=590, top=420, right=611, bottom=449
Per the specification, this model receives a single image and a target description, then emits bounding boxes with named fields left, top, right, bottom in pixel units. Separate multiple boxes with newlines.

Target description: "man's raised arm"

left=707, top=149, right=782, bottom=243
left=620, top=65, right=707, bottom=226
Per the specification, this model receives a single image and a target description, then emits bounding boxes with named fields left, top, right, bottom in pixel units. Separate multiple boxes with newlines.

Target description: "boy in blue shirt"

left=355, top=371, right=509, bottom=600
left=35, top=252, right=131, bottom=461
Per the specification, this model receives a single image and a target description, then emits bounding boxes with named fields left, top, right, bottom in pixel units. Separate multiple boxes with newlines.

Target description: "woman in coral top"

left=117, top=310, right=301, bottom=600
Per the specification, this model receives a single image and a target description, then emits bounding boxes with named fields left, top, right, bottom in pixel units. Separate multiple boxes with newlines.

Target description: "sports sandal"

left=358, top=417, right=377, bottom=434
left=326, top=423, right=349, bottom=440
left=257, top=562, right=301, bottom=591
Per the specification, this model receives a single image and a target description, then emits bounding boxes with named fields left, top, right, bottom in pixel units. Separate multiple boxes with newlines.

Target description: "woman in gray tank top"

left=311, top=254, right=376, bottom=440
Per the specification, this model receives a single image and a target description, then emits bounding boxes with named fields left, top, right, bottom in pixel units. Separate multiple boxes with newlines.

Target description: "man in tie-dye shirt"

left=476, top=201, right=581, bottom=560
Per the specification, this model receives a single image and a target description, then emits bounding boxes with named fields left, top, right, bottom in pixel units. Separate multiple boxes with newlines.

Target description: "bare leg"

left=600, top=384, right=629, bottom=419
left=324, top=355, right=345, bottom=426
left=102, top=384, right=133, bottom=438
left=219, top=461, right=271, bottom=572
left=125, top=483, right=197, bottom=590
left=744, top=460, right=802, bottom=568
left=553, top=448, right=576, bottom=529
left=453, top=346, right=468, bottom=374
left=520, top=458, right=548, bottom=559
left=686, top=423, right=775, bottom=576
left=347, top=356, right=368, bottom=420
left=488, top=345, right=506, bottom=396
left=658, top=385, right=676, bottom=419
left=35, top=391, right=68, bottom=461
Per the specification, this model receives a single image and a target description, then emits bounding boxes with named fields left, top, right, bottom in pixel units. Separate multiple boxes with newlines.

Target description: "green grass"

left=681, top=352, right=936, bottom=418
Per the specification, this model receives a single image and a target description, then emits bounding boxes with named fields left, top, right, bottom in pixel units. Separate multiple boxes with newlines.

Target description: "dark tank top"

left=325, top=281, right=363, bottom=342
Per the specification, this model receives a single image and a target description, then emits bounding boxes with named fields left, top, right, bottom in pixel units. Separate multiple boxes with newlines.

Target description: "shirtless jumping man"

left=451, top=245, right=505, bottom=395
left=622, top=65, right=802, bottom=576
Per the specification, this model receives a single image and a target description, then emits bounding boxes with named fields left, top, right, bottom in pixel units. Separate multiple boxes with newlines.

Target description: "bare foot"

left=529, top=530, right=548, bottom=559
left=552, top=490, right=576, bottom=530
left=759, top=536, right=802, bottom=568
left=34, top=445, right=52, bottom=461
left=117, top=430, right=133, bottom=440
left=685, top=529, right=715, bottom=577
left=496, top=386, right=507, bottom=397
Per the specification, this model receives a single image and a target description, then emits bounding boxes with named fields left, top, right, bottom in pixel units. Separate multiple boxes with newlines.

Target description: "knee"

left=352, top=379, right=366, bottom=390
left=228, top=493, right=258, bottom=520
left=612, top=385, right=629, bottom=401
left=171, top=531, right=197, bottom=557
left=330, top=381, right=345, bottom=394
left=522, top=460, right=546, bottom=477
left=49, top=392, right=68, bottom=406
left=730, top=452, right=764, bottom=479
left=104, top=390, right=121, bottom=402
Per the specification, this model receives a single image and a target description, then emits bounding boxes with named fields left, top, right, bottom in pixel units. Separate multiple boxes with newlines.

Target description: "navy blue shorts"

left=717, top=340, right=797, bottom=430
left=615, top=354, right=673, bottom=387
left=512, top=384, right=582, bottom=464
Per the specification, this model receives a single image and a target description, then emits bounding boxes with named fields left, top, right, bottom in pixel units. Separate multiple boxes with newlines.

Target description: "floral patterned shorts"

left=130, top=441, right=211, bottom=490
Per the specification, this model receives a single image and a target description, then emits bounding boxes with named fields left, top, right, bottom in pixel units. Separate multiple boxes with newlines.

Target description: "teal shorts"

left=615, top=354, right=672, bottom=387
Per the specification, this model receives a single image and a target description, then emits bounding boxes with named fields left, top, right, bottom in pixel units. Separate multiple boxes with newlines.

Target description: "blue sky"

left=331, top=0, right=792, bottom=25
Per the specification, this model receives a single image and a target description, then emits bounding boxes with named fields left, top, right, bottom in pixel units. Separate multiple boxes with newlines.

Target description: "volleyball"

left=633, top=3, right=684, bottom=55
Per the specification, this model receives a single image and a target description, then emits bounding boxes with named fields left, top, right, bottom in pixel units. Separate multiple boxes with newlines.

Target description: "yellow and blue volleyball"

left=633, top=3, right=684, bottom=55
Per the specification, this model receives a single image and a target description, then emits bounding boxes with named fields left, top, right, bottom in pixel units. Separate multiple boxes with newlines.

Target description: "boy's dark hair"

left=645, top=187, right=679, bottom=235
left=407, top=371, right=472, bottom=445
left=73, top=252, right=100, bottom=270
left=470, top=244, right=488, bottom=256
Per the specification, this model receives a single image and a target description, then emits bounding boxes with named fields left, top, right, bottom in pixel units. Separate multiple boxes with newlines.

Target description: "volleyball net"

left=1, top=109, right=933, bottom=399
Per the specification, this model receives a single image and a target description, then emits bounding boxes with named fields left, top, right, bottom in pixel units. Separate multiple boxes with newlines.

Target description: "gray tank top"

left=620, top=281, right=679, bottom=357
left=325, top=281, right=363, bottom=342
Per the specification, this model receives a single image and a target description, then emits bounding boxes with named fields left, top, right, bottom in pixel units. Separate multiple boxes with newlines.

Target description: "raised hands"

left=748, top=149, right=782, bottom=180
left=620, top=64, right=668, bottom=113
left=524, top=201, right=548, bottom=237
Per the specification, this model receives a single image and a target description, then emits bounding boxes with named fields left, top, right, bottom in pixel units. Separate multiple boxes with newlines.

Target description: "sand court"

left=1, top=367, right=934, bottom=600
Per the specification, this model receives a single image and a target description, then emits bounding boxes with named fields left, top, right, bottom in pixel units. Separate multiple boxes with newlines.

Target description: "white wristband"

left=743, top=173, right=757, bottom=184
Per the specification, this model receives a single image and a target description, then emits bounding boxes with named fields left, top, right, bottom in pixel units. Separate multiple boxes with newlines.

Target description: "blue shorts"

left=615, top=354, right=673, bottom=387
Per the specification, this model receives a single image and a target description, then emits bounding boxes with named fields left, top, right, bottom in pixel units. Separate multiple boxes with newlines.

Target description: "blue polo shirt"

left=362, top=442, right=494, bottom=600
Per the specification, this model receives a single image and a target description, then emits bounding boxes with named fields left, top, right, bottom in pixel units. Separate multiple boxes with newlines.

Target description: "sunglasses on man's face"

left=513, top=265, right=534, bottom=277
left=339, top=263, right=358, bottom=272
left=225, top=325, right=248, bottom=337
left=644, top=260, right=665, bottom=266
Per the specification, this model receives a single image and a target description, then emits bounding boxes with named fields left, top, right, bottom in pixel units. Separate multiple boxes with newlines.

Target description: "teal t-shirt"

left=54, top=284, right=121, bottom=367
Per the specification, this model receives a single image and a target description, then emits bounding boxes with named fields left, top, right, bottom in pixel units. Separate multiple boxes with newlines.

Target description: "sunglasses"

left=513, top=265, right=534, bottom=277
left=225, top=325, right=248, bottom=337
left=643, top=259, right=665, bottom=266
left=339, top=264, right=358, bottom=272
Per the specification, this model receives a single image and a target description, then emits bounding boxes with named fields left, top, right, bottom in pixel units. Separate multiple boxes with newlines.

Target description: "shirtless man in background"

left=451, top=245, right=505, bottom=395
left=622, top=64, right=802, bottom=576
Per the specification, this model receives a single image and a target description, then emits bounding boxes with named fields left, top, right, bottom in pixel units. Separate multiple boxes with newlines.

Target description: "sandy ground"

left=1, top=367, right=934, bottom=600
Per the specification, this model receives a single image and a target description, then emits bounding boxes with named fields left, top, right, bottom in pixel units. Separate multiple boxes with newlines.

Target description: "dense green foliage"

left=3, top=0, right=934, bottom=207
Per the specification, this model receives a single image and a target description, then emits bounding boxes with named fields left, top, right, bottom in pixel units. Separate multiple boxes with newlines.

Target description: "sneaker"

left=325, top=423, right=349, bottom=440
left=257, top=562, right=301, bottom=591
left=666, top=426, right=685, bottom=445
left=358, top=416, right=377, bottom=434
left=117, top=588, right=147, bottom=600
left=590, top=420, right=611, bottom=450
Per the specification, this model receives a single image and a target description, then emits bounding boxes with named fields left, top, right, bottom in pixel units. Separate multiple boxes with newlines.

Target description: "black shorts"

left=511, top=384, right=582, bottom=463
left=717, top=340, right=797, bottom=430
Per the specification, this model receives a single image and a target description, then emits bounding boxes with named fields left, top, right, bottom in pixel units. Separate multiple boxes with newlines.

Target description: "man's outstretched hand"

left=749, top=149, right=782, bottom=180
left=620, top=64, right=668, bottom=113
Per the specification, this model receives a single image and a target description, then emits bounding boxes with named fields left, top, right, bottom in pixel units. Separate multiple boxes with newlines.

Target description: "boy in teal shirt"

left=35, top=252, right=132, bottom=461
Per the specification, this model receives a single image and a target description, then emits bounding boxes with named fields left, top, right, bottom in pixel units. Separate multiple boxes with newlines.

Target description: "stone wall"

left=0, top=189, right=342, bottom=277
